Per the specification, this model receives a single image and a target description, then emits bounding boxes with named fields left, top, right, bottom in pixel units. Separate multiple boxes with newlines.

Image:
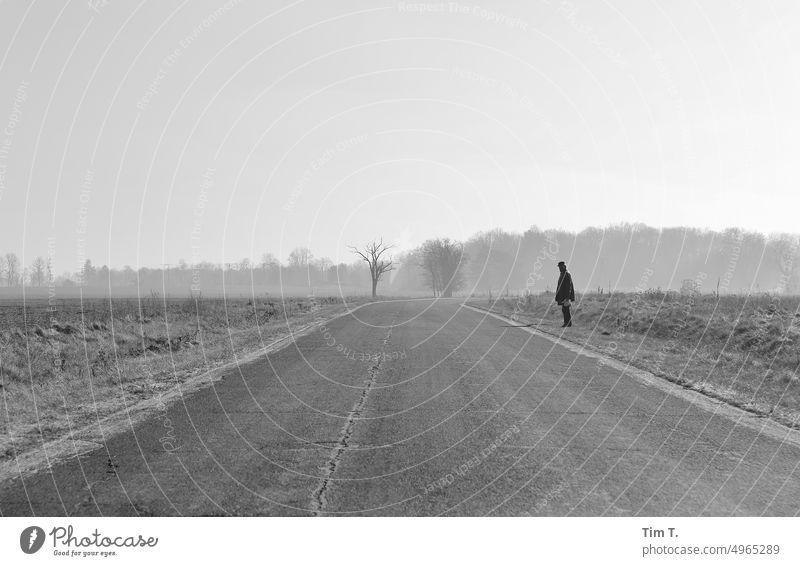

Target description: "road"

left=2, top=299, right=799, bottom=516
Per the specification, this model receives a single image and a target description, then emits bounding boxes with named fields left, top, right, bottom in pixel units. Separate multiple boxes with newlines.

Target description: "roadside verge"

left=0, top=302, right=373, bottom=484
left=465, top=304, right=800, bottom=450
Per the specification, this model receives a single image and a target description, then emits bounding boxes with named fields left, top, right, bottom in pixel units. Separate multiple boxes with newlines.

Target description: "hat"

left=557, top=261, right=566, bottom=267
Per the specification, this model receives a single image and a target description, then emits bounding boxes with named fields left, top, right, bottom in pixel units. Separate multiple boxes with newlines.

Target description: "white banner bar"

left=2, top=517, right=799, bottom=565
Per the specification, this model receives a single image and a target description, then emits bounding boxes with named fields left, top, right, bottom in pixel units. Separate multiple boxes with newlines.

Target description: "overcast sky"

left=0, top=0, right=798, bottom=273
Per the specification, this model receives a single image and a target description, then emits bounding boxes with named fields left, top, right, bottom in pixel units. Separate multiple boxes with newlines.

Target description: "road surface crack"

left=310, top=320, right=395, bottom=515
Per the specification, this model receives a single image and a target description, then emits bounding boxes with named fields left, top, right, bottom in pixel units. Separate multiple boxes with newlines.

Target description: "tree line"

left=4, top=224, right=799, bottom=296
left=389, top=224, right=800, bottom=296
left=0, top=248, right=372, bottom=292
left=0, top=253, right=50, bottom=287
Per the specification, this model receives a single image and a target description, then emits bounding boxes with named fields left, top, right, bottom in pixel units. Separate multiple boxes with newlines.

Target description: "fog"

left=3, top=223, right=796, bottom=298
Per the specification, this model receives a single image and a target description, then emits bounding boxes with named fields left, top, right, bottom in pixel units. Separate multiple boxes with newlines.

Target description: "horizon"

left=1, top=221, right=797, bottom=300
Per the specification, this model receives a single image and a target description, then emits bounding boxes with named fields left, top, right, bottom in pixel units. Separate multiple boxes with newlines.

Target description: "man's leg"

left=562, top=305, right=572, bottom=327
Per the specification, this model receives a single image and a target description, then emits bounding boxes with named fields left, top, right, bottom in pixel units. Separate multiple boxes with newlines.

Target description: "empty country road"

left=2, top=299, right=799, bottom=516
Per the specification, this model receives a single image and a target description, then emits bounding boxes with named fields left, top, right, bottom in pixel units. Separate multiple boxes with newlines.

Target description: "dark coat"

left=555, top=271, right=575, bottom=305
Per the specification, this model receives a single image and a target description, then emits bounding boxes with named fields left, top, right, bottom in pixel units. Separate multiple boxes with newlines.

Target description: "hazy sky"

left=0, top=0, right=798, bottom=273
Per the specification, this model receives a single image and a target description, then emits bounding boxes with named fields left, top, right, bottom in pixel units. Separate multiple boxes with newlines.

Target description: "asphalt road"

left=2, top=299, right=799, bottom=516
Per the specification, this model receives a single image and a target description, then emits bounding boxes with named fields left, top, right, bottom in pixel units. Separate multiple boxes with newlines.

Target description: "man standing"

left=555, top=261, right=575, bottom=327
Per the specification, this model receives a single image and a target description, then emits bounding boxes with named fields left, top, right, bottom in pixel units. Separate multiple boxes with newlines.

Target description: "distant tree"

left=418, top=240, right=442, bottom=296
left=770, top=234, right=800, bottom=294
left=58, top=272, right=76, bottom=286
left=4, top=253, right=20, bottom=286
left=465, top=231, right=515, bottom=294
left=387, top=250, right=428, bottom=294
left=258, top=253, right=280, bottom=285
left=312, top=257, right=333, bottom=283
left=81, top=259, right=96, bottom=286
left=97, top=265, right=110, bottom=286
left=31, top=256, right=47, bottom=286
left=259, top=253, right=279, bottom=269
left=349, top=239, right=394, bottom=298
left=121, top=265, right=136, bottom=286
left=287, top=247, right=312, bottom=268
left=418, top=238, right=467, bottom=298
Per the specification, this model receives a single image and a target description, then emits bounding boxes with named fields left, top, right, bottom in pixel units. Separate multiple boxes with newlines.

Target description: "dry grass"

left=474, top=291, right=800, bottom=427
left=0, top=294, right=361, bottom=460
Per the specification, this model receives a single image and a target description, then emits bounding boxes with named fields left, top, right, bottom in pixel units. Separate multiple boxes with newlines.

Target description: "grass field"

left=0, top=294, right=365, bottom=461
left=472, top=291, right=800, bottom=429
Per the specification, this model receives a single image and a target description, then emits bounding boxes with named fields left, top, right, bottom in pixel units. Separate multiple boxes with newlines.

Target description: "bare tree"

left=4, top=252, right=20, bottom=286
left=286, top=247, right=313, bottom=287
left=417, top=238, right=466, bottom=298
left=31, top=256, right=47, bottom=286
left=418, top=240, right=442, bottom=297
left=81, top=259, right=96, bottom=287
left=350, top=239, right=394, bottom=298
left=313, top=257, right=333, bottom=282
